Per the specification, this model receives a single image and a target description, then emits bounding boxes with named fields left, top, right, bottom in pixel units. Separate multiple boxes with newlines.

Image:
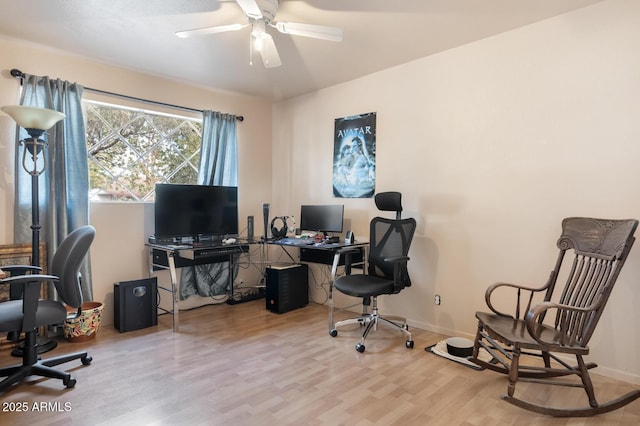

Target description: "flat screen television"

left=299, top=204, right=344, bottom=234
left=154, top=183, right=238, bottom=241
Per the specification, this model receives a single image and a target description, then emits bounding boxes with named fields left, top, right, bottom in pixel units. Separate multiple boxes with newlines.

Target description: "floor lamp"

left=1, top=105, right=66, bottom=354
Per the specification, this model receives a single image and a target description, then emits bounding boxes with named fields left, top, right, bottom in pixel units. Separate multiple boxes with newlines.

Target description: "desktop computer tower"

left=265, top=264, right=308, bottom=314
left=114, top=277, right=158, bottom=332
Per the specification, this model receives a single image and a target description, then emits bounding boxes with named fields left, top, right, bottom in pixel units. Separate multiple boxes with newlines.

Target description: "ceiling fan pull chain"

left=249, top=31, right=254, bottom=66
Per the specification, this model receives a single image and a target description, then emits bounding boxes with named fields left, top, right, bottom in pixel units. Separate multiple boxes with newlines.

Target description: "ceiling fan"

left=175, top=0, right=343, bottom=68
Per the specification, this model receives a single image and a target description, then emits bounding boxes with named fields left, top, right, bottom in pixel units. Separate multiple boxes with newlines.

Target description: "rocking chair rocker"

left=470, top=217, right=640, bottom=417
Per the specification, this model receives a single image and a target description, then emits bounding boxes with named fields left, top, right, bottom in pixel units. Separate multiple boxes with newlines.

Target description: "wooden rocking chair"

left=470, top=217, right=640, bottom=417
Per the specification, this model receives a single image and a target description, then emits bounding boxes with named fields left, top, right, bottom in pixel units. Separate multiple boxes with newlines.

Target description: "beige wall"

left=273, top=0, right=640, bottom=383
left=0, top=36, right=273, bottom=327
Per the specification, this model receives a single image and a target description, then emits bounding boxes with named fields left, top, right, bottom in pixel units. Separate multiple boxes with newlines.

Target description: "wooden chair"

left=470, top=217, right=640, bottom=417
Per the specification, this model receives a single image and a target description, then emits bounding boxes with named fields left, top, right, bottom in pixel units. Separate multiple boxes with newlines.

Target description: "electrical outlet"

left=434, top=294, right=441, bottom=305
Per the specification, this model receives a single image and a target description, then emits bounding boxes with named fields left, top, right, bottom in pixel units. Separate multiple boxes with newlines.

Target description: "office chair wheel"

left=81, top=355, right=93, bottom=365
left=329, top=329, right=338, bottom=337
left=355, top=343, right=365, bottom=353
left=406, top=340, right=414, bottom=349
left=63, top=376, right=77, bottom=389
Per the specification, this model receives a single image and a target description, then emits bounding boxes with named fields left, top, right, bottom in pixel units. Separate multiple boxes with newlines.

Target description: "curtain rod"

left=9, top=68, right=244, bottom=121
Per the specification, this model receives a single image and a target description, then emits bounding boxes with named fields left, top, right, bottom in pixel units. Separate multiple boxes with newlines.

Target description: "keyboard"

left=277, top=238, right=316, bottom=245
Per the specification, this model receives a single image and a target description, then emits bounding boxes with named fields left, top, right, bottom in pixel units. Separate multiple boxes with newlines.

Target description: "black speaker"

left=247, top=215, right=254, bottom=241
left=266, top=264, right=308, bottom=314
left=114, top=277, right=158, bottom=333
left=262, top=202, right=270, bottom=240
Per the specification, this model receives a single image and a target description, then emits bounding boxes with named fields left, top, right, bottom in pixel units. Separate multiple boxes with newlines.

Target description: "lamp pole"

left=21, top=130, right=48, bottom=267
left=2, top=106, right=65, bottom=268
left=1, top=105, right=65, bottom=355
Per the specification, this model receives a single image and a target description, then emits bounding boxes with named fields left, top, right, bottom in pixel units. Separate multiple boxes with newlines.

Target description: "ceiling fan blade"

left=175, top=23, right=246, bottom=38
left=235, top=0, right=263, bottom=20
left=258, top=32, right=281, bottom=68
left=272, top=21, right=343, bottom=42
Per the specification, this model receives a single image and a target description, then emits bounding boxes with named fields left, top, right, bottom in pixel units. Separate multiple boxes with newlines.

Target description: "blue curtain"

left=14, top=74, right=92, bottom=301
left=197, top=111, right=238, bottom=187
left=180, top=111, right=238, bottom=299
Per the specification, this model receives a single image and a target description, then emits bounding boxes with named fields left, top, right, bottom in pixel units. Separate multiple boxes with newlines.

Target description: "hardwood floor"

left=1, top=300, right=639, bottom=425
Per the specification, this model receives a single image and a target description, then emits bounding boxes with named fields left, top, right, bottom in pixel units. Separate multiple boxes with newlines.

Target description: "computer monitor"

left=154, top=184, right=238, bottom=241
left=299, top=204, right=344, bottom=234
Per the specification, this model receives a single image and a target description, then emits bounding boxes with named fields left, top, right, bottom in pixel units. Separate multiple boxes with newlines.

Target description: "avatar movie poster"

left=333, top=112, right=376, bottom=198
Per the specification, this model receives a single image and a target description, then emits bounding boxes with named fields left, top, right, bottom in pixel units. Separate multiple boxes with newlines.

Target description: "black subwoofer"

left=114, top=277, right=158, bottom=332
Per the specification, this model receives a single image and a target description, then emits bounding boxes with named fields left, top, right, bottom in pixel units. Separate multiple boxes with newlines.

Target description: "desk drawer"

left=299, top=247, right=364, bottom=266
left=152, top=249, right=231, bottom=269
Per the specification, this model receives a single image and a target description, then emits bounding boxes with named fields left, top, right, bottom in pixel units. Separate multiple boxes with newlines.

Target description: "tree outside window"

left=85, top=101, right=202, bottom=201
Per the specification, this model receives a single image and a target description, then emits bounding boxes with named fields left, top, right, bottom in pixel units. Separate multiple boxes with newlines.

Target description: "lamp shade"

left=1, top=105, right=65, bottom=130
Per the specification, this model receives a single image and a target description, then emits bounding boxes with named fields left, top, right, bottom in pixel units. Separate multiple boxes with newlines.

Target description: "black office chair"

left=329, top=192, right=416, bottom=353
left=0, top=225, right=96, bottom=393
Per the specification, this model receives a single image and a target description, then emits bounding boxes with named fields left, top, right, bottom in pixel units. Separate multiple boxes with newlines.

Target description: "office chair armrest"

left=1, top=265, right=43, bottom=275
left=525, top=301, right=599, bottom=347
left=335, top=246, right=361, bottom=262
left=383, top=256, right=410, bottom=293
left=485, top=280, right=550, bottom=319
left=1, top=274, right=59, bottom=331
left=0, top=274, right=58, bottom=289
left=334, top=246, right=365, bottom=273
left=1, top=265, right=44, bottom=299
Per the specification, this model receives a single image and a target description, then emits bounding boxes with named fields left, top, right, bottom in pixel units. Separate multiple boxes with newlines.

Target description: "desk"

left=147, top=240, right=365, bottom=330
left=147, top=242, right=249, bottom=331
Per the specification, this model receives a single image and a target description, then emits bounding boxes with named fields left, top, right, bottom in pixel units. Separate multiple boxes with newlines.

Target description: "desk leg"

left=228, top=257, right=234, bottom=299
left=167, top=252, right=179, bottom=332
left=328, top=281, right=334, bottom=330
left=328, top=251, right=342, bottom=329
left=328, top=245, right=368, bottom=330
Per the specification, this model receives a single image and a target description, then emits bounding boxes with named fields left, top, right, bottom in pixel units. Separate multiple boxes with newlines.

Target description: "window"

left=85, top=101, right=202, bottom=201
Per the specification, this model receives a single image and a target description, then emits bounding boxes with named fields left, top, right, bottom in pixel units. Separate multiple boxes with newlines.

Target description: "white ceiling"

left=0, top=0, right=602, bottom=101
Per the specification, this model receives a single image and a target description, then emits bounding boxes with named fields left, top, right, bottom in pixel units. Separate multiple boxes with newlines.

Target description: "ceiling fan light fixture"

left=251, top=20, right=267, bottom=51
left=252, top=33, right=265, bottom=52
